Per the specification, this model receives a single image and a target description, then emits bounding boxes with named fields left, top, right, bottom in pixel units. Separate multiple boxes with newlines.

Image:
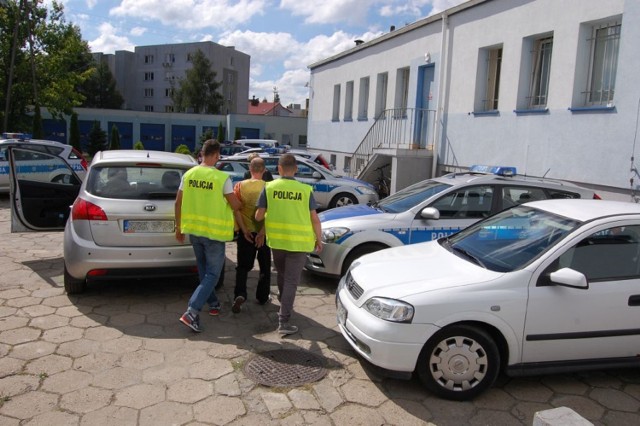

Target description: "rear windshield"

left=86, top=166, right=188, bottom=200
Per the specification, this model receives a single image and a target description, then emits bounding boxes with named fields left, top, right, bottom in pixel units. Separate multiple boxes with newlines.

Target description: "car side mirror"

left=420, top=207, right=440, bottom=220
left=549, top=268, right=588, bottom=289
left=312, top=171, right=322, bottom=179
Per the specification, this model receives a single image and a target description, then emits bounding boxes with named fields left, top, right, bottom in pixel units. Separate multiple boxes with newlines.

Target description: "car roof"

left=525, top=199, right=640, bottom=222
left=432, top=170, right=589, bottom=191
left=224, top=153, right=316, bottom=165
left=90, top=150, right=198, bottom=166
left=0, top=138, right=69, bottom=148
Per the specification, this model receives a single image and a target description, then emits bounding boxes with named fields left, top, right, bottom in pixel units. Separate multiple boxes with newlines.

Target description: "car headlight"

left=322, top=227, right=349, bottom=243
left=356, top=186, right=377, bottom=195
left=364, top=297, right=414, bottom=323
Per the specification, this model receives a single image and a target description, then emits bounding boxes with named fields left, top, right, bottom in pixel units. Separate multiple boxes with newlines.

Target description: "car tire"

left=341, top=243, right=387, bottom=276
left=330, top=192, right=357, bottom=208
left=416, top=324, right=500, bottom=401
left=64, top=265, right=86, bottom=294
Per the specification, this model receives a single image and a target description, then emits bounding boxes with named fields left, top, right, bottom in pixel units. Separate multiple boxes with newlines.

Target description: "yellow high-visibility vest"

left=181, top=166, right=234, bottom=241
left=265, top=178, right=315, bottom=252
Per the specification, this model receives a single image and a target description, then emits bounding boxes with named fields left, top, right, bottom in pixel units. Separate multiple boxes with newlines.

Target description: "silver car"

left=221, top=154, right=379, bottom=209
left=7, top=148, right=198, bottom=294
left=307, top=165, right=602, bottom=277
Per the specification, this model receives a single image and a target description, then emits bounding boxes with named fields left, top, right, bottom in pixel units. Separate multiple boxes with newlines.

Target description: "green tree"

left=234, top=127, right=241, bottom=140
left=32, top=103, right=43, bottom=138
left=87, top=121, right=106, bottom=157
left=0, top=1, right=94, bottom=132
left=175, top=144, right=191, bottom=155
left=79, top=61, right=124, bottom=109
left=69, top=112, right=80, bottom=151
left=217, top=121, right=225, bottom=141
left=133, top=141, right=144, bottom=150
left=171, top=49, right=223, bottom=114
left=109, top=124, right=120, bottom=150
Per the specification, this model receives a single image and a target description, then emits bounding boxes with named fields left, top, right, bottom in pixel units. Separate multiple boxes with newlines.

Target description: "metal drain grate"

left=243, top=349, right=327, bottom=387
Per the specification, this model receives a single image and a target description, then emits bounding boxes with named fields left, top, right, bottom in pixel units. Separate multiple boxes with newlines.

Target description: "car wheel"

left=330, top=192, right=357, bottom=208
left=64, top=265, right=86, bottom=294
left=341, top=243, right=387, bottom=276
left=416, top=324, right=500, bottom=401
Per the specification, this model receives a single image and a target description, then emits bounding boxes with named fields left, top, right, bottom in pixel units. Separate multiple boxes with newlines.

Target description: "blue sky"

left=53, top=0, right=465, bottom=106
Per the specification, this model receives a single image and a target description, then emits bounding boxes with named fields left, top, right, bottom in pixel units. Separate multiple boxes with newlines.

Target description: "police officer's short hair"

left=202, top=139, right=221, bottom=156
left=278, top=153, right=296, bottom=171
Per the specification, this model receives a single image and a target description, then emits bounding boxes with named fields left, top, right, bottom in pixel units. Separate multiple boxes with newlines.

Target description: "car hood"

left=334, top=175, right=375, bottom=189
left=348, top=240, right=502, bottom=300
left=319, top=204, right=386, bottom=223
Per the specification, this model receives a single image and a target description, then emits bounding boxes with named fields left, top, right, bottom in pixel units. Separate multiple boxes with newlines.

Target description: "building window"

left=395, top=67, right=410, bottom=117
left=186, top=52, right=193, bottom=62
left=144, top=105, right=154, bottom=112
left=165, top=105, right=174, bottom=113
left=375, top=72, right=388, bottom=118
left=476, top=46, right=502, bottom=111
left=165, top=72, right=175, bottom=81
left=344, top=81, right=354, bottom=121
left=165, top=88, right=174, bottom=97
left=529, top=36, right=553, bottom=108
left=144, top=88, right=154, bottom=98
left=298, top=135, right=307, bottom=147
left=144, top=54, right=154, bottom=64
left=586, top=22, right=620, bottom=106
left=332, top=84, right=341, bottom=121
left=358, top=77, right=370, bottom=120
left=230, top=57, right=234, bottom=66
left=164, top=53, right=175, bottom=65
left=144, top=72, right=154, bottom=81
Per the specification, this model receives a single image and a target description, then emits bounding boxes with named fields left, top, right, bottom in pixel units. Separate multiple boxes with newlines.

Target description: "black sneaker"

left=179, top=312, right=202, bottom=332
left=277, top=322, right=298, bottom=335
left=232, top=296, right=245, bottom=313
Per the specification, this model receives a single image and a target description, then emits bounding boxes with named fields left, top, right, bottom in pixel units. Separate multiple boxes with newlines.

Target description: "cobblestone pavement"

left=0, top=194, right=639, bottom=425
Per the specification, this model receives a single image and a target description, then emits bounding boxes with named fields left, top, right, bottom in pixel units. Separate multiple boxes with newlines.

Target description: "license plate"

left=123, top=220, right=175, bottom=233
left=336, top=297, right=347, bottom=326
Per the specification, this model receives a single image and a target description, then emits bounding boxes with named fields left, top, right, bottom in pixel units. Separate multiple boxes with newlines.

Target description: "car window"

left=217, top=162, right=236, bottom=172
left=546, top=189, right=581, bottom=199
left=502, top=186, right=547, bottom=208
left=295, top=161, right=316, bottom=178
left=378, top=179, right=451, bottom=213
left=432, top=185, right=493, bottom=219
left=87, top=166, right=187, bottom=199
left=0, top=146, right=6, bottom=161
left=11, top=147, right=79, bottom=185
left=554, top=225, right=640, bottom=281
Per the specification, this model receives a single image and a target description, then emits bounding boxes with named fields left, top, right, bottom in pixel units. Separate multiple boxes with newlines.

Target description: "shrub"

left=133, top=141, right=144, bottom=150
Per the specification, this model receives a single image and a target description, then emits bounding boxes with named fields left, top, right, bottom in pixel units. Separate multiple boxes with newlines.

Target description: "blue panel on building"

left=108, top=122, right=133, bottom=149
left=42, top=119, right=67, bottom=143
left=140, top=123, right=165, bottom=151
left=171, top=125, right=196, bottom=152
left=241, top=128, right=260, bottom=139
left=78, top=121, right=95, bottom=152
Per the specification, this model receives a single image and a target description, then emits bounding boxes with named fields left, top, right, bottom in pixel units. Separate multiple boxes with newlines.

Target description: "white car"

left=336, top=199, right=640, bottom=400
left=0, top=137, right=87, bottom=193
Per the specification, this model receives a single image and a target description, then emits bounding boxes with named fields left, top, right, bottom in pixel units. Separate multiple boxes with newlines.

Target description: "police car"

left=0, top=135, right=87, bottom=193
left=306, top=165, right=601, bottom=277
left=218, top=154, right=378, bottom=209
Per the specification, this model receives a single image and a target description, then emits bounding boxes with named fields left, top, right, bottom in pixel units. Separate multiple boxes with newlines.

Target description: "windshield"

left=443, top=205, right=581, bottom=272
left=87, top=166, right=187, bottom=199
left=377, top=180, right=451, bottom=213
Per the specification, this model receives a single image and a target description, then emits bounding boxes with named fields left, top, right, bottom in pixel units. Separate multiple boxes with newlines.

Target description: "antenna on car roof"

left=147, top=152, right=150, bottom=158
left=542, top=168, right=550, bottom=178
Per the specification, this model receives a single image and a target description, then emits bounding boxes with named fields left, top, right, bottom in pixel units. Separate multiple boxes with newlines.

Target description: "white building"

left=308, top=0, right=639, bottom=200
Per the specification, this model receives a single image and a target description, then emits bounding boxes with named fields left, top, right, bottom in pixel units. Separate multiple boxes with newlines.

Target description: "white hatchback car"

left=337, top=199, right=640, bottom=400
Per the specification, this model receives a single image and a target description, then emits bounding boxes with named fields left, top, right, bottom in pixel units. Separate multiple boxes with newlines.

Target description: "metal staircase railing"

left=347, top=108, right=434, bottom=178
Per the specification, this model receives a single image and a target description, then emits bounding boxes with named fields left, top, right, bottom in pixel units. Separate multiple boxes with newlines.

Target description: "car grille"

left=345, top=271, right=364, bottom=300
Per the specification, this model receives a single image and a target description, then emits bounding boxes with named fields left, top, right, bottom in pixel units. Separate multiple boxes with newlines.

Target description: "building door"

left=415, top=64, right=435, bottom=148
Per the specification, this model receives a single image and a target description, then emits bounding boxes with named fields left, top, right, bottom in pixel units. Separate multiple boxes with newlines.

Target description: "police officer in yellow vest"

left=255, top=154, right=323, bottom=335
left=175, top=139, right=241, bottom=332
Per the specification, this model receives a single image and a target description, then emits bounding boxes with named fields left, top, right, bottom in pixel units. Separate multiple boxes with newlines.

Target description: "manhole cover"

left=244, top=349, right=327, bottom=387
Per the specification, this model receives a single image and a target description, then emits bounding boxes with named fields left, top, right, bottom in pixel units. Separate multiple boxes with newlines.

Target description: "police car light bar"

left=1, top=132, right=31, bottom=140
left=469, top=165, right=517, bottom=176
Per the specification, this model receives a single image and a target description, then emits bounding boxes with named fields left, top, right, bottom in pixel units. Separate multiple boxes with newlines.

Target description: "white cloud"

left=88, top=23, right=135, bottom=54
left=130, top=27, right=147, bottom=36
left=279, top=0, right=376, bottom=25
left=110, top=0, right=268, bottom=30
left=380, top=0, right=466, bottom=18
left=85, top=0, right=97, bottom=9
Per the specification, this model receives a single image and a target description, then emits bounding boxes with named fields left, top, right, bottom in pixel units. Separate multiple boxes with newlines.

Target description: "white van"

left=235, top=139, right=278, bottom=149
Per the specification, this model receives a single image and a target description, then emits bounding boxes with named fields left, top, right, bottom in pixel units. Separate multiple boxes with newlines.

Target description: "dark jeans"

left=235, top=232, right=272, bottom=303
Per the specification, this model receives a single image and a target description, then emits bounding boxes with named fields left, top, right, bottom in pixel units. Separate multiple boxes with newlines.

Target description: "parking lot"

left=1, top=194, right=639, bottom=425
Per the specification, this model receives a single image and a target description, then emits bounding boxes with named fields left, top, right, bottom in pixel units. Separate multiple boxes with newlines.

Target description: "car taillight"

left=593, top=193, right=602, bottom=200
left=71, top=198, right=108, bottom=221
left=71, top=148, right=88, bottom=170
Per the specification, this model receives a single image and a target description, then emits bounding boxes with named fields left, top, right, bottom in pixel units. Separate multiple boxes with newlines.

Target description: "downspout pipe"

left=432, top=11, right=449, bottom=178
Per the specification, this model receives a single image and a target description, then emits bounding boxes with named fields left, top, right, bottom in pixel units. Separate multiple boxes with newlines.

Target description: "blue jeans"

left=188, top=235, right=224, bottom=313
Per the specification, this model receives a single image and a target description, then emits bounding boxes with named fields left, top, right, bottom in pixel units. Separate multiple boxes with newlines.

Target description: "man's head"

left=247, top=153, right=260, bottom=161
left=201, top=139, right=221, bottom=165
left=278, top=153, right=297, bottom=177
left=249, top=157, right=266, bottom=174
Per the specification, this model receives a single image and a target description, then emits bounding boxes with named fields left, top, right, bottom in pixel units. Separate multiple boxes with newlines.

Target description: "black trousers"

left=235, top=232, right=272, bottom=303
